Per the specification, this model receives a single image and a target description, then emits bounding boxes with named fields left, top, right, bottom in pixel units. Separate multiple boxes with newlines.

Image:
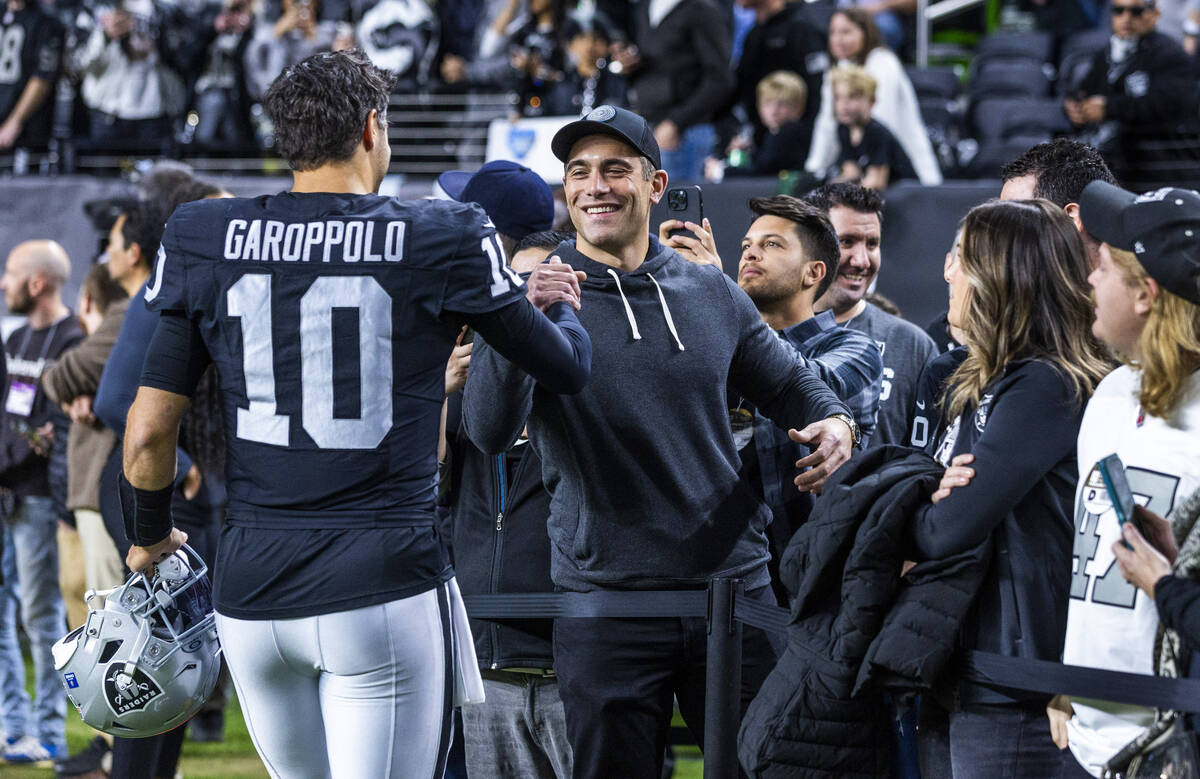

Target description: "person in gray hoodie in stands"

left=462, top=104, right=856, bottom=779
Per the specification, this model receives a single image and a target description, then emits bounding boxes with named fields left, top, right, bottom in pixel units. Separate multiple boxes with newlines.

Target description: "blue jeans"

left=918, top=699, right=1062, bottom=779
left=659, top=123, right=716, bottom=184
left=0, top=496, right=66, bottom=750
left=0, top=518, right=31, bottom=740
left=874, top=11, right=906, bottom=54
left=461, top=671, right=572, bottom=779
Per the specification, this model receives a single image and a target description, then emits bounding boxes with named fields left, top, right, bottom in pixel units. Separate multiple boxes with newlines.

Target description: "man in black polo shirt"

left=0, top=0, right=64, bottom=152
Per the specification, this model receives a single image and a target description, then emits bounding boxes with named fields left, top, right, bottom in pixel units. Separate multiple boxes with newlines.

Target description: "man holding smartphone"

left=462, top=104, right=855, bottom=779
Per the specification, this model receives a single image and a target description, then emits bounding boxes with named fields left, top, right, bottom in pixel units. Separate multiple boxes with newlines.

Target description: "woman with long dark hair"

left=912, top=199, right=1111, bottom=777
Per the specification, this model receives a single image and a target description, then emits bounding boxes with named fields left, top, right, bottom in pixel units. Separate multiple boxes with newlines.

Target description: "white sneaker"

left=3, top=734, right=58, bottom=764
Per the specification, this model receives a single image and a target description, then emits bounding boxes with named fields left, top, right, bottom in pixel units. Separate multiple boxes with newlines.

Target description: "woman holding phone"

left=910, top=198, right=1111, bottom=777
left=1052, top=182, right=1200, bottom=778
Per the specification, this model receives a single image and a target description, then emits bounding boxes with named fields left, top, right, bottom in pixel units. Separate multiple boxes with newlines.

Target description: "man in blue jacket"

left=462, top=105, right=856, bottom=779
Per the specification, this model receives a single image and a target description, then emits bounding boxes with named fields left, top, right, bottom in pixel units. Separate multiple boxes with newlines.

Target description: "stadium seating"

left=968, top=60, right=1053, bottom=100
left=973, top=30, right=1055, bottom=65
left=972, top=97, right=1071, bottom=141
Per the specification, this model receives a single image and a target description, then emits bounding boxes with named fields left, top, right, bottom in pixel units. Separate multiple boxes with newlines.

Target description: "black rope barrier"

left=960, top=650, right=1200, bottom=713
left=463, top=590, right=707, bottom=620
left=463, top=579, right=1200, bottom=777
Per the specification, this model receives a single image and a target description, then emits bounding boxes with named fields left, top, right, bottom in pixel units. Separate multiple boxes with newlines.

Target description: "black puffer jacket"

left=738, top=446, right=988, bottom=778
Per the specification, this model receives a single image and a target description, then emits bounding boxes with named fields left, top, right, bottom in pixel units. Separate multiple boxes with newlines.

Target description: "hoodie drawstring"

left=647, top=273, right=685, bottom=351
left=604, top=268, right=685, bottom=351
left=607, top=268, right=642, bottom=341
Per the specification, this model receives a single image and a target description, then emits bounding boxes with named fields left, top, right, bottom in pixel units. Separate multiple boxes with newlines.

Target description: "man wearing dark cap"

left=437, top=158, right=568, bottom=779
left=462, top=104, right=856, bottom=779
left=1055, top=180, right=1200, bottom=777
left=437, top=160, right=556, bottom=257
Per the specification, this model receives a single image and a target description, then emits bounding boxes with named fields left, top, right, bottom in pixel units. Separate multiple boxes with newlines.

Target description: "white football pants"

left=217, top=581, right=477, bottom=779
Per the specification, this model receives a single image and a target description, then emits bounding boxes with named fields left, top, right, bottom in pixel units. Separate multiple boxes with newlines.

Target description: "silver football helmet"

left=52, top=544, right=221, bottom=738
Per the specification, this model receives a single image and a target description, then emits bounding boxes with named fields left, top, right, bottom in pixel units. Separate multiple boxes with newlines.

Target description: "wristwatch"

left=827, top=413, right=862, bottom=450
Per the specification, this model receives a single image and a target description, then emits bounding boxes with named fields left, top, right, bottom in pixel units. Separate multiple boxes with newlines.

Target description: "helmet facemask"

left=53, top=545, right=222, bottom=738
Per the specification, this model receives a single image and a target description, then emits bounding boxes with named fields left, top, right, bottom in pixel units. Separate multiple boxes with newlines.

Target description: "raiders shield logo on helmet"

left=104, top=665, right=163, bottom=716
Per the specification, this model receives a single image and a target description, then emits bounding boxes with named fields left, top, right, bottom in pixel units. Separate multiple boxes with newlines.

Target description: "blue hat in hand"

left=438, top=161, right=554, bottom=240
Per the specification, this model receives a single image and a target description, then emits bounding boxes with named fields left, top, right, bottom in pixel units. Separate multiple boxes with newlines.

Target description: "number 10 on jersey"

left=227, top=273, right=394, bottom=450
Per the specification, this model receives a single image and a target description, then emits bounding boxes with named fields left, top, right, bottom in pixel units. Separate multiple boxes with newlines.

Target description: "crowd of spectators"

left=0, top=166, right=231, bottom=777
left=3, top=0, right=1200, bottom=187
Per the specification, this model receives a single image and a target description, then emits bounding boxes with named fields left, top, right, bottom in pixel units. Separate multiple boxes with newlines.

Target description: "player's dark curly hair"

left=748, top=195, right=841, bottom=300
left=264, top=49, right=398, bottom=171
left=803, top=182, right=884, bottom=220
left=514, top=230, right=575, bottom=255
left=1000, top=139, right=1115, bottom=209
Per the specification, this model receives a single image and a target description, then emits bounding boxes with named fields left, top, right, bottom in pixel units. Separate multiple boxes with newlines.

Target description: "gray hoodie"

left=462, top=239, right=848, bottom=593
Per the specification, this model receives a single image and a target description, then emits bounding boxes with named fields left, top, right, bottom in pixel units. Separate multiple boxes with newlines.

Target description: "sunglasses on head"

left=1112, top=5, right=1148, bottom=17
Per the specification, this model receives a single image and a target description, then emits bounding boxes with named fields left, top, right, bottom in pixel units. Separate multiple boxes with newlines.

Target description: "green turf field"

left=0, top=667, right=705, bottom=778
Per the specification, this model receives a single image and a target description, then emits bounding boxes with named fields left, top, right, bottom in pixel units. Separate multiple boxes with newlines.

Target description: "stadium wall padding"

left=1, top=176, right=997, bottom=330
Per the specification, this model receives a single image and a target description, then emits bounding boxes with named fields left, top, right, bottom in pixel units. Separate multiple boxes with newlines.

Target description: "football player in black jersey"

left=0, top=0, right=63, bottom=151
left=118, top=49, right=592, bottom=778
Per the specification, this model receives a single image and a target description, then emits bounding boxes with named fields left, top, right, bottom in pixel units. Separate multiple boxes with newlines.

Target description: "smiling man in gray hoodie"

left=462, top=105, right=855, bottom=779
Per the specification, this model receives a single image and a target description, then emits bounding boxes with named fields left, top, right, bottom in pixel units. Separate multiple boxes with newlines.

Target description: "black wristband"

left=118, top=472, right=174, bottom=547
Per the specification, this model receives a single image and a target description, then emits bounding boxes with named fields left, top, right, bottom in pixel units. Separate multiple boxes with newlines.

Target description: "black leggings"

left=110, top=726, right=187, bottom=779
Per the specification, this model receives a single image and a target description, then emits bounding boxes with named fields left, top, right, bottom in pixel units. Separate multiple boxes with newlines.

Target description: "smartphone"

left=666, top=186, right=703, bottom=240
left=1097, top=453, right=1140, bottom=545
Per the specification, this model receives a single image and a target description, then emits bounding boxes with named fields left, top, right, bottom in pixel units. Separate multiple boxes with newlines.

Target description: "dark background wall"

left=1, top=176, right=998, bottom=330
left=649, top=178, right=1000, bottom=330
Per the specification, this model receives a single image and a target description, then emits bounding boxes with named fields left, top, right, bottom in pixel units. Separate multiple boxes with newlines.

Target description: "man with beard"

left=734, top=195, right=880, bottom=602
left=0, top=240, right=82, bottom=763
left=805, top=183, right=936, bottom=447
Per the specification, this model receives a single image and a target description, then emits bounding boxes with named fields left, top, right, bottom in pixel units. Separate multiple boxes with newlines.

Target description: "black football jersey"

left=0, top=6, right=63, bottom=148
left=145, top=192, right=526, bottom=617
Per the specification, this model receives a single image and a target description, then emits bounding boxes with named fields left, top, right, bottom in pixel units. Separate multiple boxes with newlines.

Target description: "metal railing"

left=464, top=578, right=1200, bottom=778
left=917, top=0, right=989, bottom=67
left=0, top=91, right=513, bottom=178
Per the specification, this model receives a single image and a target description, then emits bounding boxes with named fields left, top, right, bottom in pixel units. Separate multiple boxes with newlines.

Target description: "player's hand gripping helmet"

left=52, top=544, right=221, bottom=738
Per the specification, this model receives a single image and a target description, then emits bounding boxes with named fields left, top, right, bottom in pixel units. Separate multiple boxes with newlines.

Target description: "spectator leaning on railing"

left=911, top=199, right=1111, bottom=777
left=463, top=105, right=854, bottom=779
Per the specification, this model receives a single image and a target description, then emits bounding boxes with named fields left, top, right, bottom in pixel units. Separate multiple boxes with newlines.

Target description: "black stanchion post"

left=704, top=577, right=743, bottom=779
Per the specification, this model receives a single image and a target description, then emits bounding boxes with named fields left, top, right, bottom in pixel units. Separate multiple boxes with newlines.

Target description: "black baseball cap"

left=1081, top=180, right=1200, bottom=306
left=551, top=105, right=662, bottom=171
